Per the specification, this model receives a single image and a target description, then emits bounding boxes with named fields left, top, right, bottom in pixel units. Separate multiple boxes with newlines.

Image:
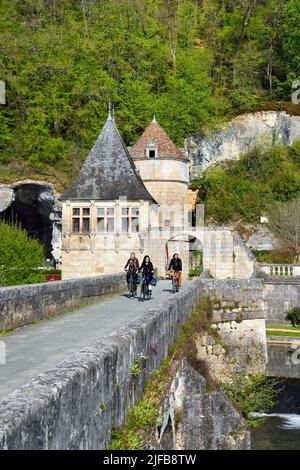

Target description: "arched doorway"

left=188, top=235, right=203, bottom=277
left=165, top=232, right=203, bottom=278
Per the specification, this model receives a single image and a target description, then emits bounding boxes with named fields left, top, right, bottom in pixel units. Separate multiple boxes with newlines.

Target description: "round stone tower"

left=130, top=117, right=189, bottom=206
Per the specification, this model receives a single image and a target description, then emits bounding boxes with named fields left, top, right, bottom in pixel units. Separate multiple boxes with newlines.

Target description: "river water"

left=251, top=413, right=300, bottom=450
left=251, top=345, right=300, bottom=450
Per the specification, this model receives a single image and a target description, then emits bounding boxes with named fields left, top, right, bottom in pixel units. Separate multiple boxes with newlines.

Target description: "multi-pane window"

left=71, top=207, right=90, bottom=233
left=97, top=207, right=115, bottom=233
left=71, top=206, right=139, bottom=234
left=121, top=207, right=139, bottom=233
left=131, top=208, right=139, bottom=232
left=72, top=208, right=80, bottom=233
left=82, top=208, right=90, bottom=233
left=121, top=208, right=129, bottom=232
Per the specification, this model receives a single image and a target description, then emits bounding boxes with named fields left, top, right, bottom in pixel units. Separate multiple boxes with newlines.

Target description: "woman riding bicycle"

left=124, top=252, right=139, bottom=295
left=168, top=254, right=182, bottom=291
left=139, top=255, right=154, bottom=299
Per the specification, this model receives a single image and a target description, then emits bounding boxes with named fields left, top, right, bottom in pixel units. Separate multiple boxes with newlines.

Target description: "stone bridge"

left=0, top=273, right=268, bottom=449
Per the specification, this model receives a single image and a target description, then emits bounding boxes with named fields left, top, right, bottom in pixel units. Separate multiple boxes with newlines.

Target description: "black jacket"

left=139, top=261, right=154, bottom=276
left=168, top=258, right=182, bottom=272
left=124, top=258, right=139, bottom=271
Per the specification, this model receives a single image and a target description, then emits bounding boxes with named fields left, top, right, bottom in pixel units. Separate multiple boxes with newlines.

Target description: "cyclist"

left=168, top=254, right=182, bottom=292
left=139, top=255, right=154, bottom=299
left=124, top=252, right=139, bottom=295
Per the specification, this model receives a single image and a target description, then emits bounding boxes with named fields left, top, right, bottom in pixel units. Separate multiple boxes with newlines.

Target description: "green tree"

left=192, top=143, right=300, bottom=224
left=0, top=0, right=299, bottom=182
left=0, top=221, right=45, bottom=286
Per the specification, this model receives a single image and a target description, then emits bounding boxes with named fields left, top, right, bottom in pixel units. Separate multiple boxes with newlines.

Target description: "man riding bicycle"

left=124, top=252, right=139, bottom=296
left=168, top=254, right=182, bottom=293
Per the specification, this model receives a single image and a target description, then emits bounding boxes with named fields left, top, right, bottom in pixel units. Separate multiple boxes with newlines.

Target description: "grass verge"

left=267, top=324, right=300, bottom=331
left=266, top=330, right=300, bottom=337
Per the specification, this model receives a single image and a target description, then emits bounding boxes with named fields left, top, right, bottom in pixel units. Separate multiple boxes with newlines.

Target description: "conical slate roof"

left=130, top=117, right=188, bottom=161
left=61, top=116, right=156, bottom=202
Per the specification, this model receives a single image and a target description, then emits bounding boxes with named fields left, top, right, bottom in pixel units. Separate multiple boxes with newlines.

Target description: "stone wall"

left=263, top=277, right=300, bottom=323
left=0, top=273, right=126, bottom=331
left=0, top=277, right=265, bottom=450
left=213, top=319, right=267, bottom=378
left=200, top=277, right=265, bottom=321
left=266, top=343, right=300, bottom=378
left=199, top=228, right=255, bottom=279
left=197, top=278, right=267, bottom=380
left=132, top=158, right=189, bottom=206
left=233, top=232, right=256, bottom=278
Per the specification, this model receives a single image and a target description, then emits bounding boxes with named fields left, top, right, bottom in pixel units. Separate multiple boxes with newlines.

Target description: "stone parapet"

left=0, top=273, right=126, bottom=331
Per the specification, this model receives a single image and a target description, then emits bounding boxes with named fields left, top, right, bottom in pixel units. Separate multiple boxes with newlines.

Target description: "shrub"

left=188, top=266, right=203, bottom=278
left=253, top=249, right=295, bottom=264
left=222, top=375, right=280, bottom=428
left=0, top=221, right=45, bottom=286
left=286, top=307, right=300, bottom=326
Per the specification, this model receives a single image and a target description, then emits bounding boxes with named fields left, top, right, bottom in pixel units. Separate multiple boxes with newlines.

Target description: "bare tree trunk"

left=51, top=0, right=56, bottom=20
left=82, top=0, right=89, bottom=38
left=166, top=0, right=178, bottom=68
left=266, top=60, right=273, bottom=96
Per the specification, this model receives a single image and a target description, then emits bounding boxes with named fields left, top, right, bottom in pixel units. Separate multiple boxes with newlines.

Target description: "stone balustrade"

left=260, top=263, right=300, bottom=277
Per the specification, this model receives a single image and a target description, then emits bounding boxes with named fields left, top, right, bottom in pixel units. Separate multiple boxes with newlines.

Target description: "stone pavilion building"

left=60, top=111, right=254, bottom=280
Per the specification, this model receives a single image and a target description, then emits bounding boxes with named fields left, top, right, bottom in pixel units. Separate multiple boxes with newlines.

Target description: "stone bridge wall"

left=263, top=277, right=300, bottom=323
left=0, top=277, right=265, bottom=450
left=0, top=273, right=126, bottom=331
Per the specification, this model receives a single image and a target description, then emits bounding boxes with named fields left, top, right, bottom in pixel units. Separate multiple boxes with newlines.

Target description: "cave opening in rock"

left=1, top=183, right=55, bottom=259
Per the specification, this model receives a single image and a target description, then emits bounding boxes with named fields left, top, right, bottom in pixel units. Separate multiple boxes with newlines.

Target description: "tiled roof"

left=61, top=116, right=156, bottom=202
left=130, top=118, right=188, bottom=160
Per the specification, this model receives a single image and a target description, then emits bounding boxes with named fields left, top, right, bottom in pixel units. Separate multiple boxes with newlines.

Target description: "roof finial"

left=152, top=115, right=156, bottom=123
left=108, top=101, right=112, bottom=120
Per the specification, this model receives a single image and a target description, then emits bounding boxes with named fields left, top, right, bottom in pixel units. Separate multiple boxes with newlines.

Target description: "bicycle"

left=127, top=270, right=137, bottom=298
left=140, top=274, right=152, bottom=301
left=172, top=273, right=179, bottom=293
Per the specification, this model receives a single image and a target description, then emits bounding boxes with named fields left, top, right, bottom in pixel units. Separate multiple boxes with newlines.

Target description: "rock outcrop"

left=186, top=111, right=300, bottom=176
left=0, top=186, right=14, bottom=212
left=153, top=359, right=250, bottom=450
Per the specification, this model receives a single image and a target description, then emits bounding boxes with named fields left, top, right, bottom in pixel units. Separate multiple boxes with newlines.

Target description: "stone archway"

left=160, top=227, right=254, bottom=279
left=166, top=231, right=204, bottom=278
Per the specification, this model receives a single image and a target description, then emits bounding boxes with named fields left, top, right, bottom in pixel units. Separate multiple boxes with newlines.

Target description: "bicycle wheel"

left=140, top=282, right=146, bottom=300
left=128, top=277, right=133, bottom=297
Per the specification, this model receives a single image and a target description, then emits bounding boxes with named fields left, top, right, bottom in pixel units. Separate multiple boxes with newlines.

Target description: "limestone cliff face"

left=186, top=111, right=300, bottom=177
